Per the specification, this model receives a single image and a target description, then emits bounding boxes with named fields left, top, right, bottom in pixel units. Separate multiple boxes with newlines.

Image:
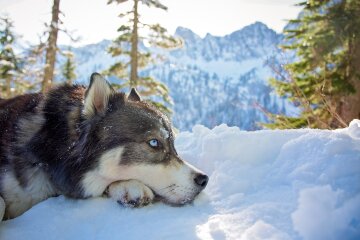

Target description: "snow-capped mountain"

left=69, top=22, right=291, bottom=131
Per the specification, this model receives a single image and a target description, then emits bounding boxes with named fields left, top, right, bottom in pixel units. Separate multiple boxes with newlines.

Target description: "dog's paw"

left=107, top=180, right=154, bottom=208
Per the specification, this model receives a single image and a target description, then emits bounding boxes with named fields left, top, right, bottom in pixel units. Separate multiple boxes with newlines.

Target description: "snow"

left=292, top=185, right=360, bottom=240
left=1, top=121, right=360, bottom=240
left=160, top=127, right=170, bottom=139
left=175, top=56, right=267, bottom=79
left=0, top=60, right=15, bottom=68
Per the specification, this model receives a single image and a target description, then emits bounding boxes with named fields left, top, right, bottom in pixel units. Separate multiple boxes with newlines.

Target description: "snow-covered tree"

left=0, top=16, right=22, bottom=98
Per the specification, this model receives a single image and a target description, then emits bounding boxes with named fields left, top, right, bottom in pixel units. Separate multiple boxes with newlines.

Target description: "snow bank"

left=1, top=120, right=360, bottom=240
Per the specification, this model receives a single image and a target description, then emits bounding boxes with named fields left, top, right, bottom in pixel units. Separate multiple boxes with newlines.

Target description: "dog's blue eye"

left=148, top=139, right=159, bottom=148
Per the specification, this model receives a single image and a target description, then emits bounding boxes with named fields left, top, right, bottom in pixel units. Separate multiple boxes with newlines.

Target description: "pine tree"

left=61, top=48, right=76, bottom=85
left=0, top=16, right=22, bottom=98
left=42, top=0, right=61, bottom=92
left=106, top=0, right=182, bottom=114
left=267, top=0, right=360, bottom=129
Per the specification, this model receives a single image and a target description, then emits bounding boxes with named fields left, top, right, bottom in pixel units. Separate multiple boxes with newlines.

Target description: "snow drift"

left=1, top=120, right=360, bottom=240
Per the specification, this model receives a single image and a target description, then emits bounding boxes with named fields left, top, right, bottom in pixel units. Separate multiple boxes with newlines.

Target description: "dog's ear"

left=128, top=88, right=141, bottom=102
left=83, top=73, right=114, bottom=117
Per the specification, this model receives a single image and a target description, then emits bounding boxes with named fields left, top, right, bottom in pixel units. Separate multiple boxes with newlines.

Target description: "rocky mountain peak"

left=175, top=26, right=201, bottom=42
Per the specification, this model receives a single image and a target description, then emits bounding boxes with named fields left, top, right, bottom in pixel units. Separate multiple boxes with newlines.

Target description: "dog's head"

left=81, top=73, right=208, bottom=205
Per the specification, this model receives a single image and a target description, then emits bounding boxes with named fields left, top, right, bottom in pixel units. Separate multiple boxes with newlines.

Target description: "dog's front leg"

left=106, top=180, right=154, bottom=208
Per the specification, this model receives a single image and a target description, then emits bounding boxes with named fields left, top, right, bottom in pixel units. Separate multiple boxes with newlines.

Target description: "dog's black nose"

left=194, top=174, right=209, bottom=188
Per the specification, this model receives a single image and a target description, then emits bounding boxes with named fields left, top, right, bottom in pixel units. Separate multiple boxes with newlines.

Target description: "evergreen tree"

left=267, top=0, right=360, bottom=129
left=0, top=16, right=22, bottom=98
left=61, top=48, right=76, bottom=85
left=106, top=0, right=182, bottom=114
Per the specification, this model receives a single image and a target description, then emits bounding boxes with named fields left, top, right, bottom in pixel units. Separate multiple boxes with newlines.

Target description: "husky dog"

left=0, top=73, right=208, bottom=220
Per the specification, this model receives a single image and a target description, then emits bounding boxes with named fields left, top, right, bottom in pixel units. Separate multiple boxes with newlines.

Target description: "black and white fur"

left=0, top=73, right=208, bottom=220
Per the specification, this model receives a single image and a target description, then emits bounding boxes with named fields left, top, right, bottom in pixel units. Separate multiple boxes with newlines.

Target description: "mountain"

left=67, top=21, right=293, bottom=131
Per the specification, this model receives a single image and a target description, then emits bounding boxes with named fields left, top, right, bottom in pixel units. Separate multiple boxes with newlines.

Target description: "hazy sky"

left=0, top=0, right=302, bottom=46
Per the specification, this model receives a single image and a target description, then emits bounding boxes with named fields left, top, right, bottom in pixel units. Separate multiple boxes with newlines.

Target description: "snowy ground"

left=1, top=120, right=360, bottom=240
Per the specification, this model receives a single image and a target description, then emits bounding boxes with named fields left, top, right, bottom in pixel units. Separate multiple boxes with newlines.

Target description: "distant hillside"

left=64, top=22, right=295, bottom=131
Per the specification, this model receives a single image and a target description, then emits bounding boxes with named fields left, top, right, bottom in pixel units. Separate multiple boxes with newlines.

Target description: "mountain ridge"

left=65, top=21, right=292, bottom=130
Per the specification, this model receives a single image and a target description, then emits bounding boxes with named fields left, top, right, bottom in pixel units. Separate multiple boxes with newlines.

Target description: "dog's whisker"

left=158, top=184, right=176, bottom=191
left=160, top=185, right=178, bottom=192
left=158, top=187, right=176, bottom=195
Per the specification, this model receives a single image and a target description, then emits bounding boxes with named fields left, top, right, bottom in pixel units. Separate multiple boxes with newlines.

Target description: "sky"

left=0, top=0, right=302, bottom=46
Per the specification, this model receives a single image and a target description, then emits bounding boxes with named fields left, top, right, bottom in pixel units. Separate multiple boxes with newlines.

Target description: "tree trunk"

left=340, top=39, right=360, bottom=124
left=42, top=0, right=60, bottom=93
left=130, top=0, right=139, bottom=88
left=341, top=81, right=360, bottom=123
